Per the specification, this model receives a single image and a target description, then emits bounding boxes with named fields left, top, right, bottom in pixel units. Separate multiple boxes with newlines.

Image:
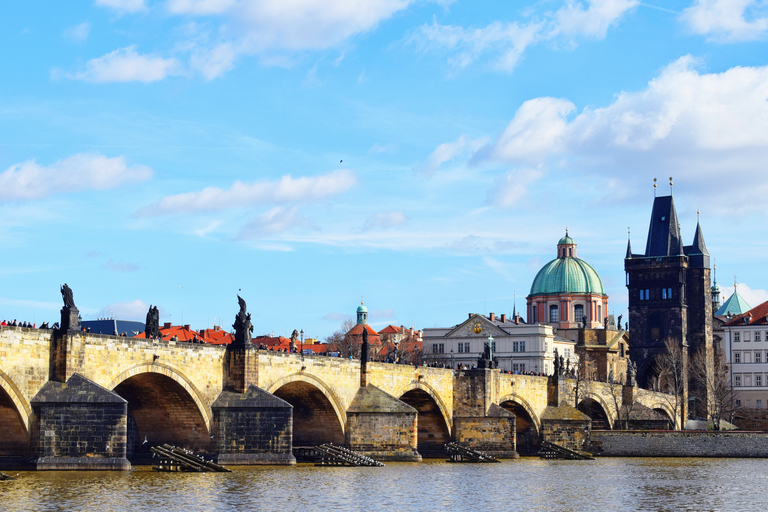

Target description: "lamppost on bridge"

left=450, top=348, right=455, bottom=369
left=300, top=329, right=304, bottom=358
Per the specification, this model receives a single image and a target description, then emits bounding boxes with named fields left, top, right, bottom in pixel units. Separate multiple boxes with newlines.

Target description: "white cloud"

left=95, top=0, right=147, bottom=13
left=488, top=168, right=544, bottom=208
left=549, top=0, right=639, bottom=39
left=236, top=205, right=314, bottom=239
left=169, top=0, right=415, bottom=60
left=104, top=260, right=140, bottom=272
left=0, top=153, right=153, bottom=203
left=474, top=56, right=768, bottom=212
left=137, top=169, right=357, bottom=216
left=362, top=211, right=409, bottom=231
left=64, top=22, right=91, bottom=42
left=417, top=134, right=487, bottom=175
left=99, top=299, right=150, bottom=320
left=189, top=42, right=237, bottom=80
left=69, top=45, right=182, bottom=83
left=410, top=0, right=637, bottom=72
left=681, top=0, right=768, bottom=42
left=411, top=19, right=542, bottom=72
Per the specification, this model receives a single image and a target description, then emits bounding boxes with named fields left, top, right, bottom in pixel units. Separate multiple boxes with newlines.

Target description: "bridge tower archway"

left=499, top=394, right=540, bottom=455
left=399, top=385, right=451, bottom=458
left=269, top=374, right=346, bottom=447
left=110, top=365, right=211, bottom=460
left=578, top=396, right=612, bottom=430
left=0, top=371, right=30, bottom=456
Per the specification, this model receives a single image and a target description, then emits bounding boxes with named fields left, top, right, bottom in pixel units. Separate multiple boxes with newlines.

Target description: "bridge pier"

left=345, top=385, right=421, bottom=461
left=31, top=374, right=130, bottom=470
left=211, top=385, right=296, bottom=465
left=453, top=369, right=518, bottom=458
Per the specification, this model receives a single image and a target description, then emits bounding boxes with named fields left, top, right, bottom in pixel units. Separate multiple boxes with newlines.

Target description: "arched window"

left=574, top=304, right=584, bottom=323
left=532, top=305, right=537, bottom=323
left=549, top=305, right=559, bottom=323
left=598, top=305, right=602, bottom=323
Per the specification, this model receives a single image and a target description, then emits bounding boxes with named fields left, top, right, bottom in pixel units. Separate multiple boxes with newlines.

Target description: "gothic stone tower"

left=625, top=193, right=713, bottom=419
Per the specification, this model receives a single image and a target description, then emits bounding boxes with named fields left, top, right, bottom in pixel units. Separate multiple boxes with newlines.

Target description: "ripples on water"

left=1, top=458, right=764, bottom=512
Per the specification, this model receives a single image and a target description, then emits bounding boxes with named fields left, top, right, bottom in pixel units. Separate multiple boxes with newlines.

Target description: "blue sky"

left=2, top=0, right=768, bottom=339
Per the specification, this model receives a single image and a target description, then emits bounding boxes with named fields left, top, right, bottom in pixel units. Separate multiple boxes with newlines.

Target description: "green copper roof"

left=529, top=257, right=605, bottom=297
left=357, top=302, right=368, bottom=313
left=558, top=234, right=575, bottom=245
left=716, top=290, right=751, bottom=316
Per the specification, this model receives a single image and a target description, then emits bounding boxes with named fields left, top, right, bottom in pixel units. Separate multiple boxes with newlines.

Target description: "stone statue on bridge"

left=145, top=305, right=160, bottom=339
left=290, top=329, right=299, bottom=353
left=627, top=358, right=637, bottom=387
left=553, top=348, right=560, bottom=376
left=60, top=284, right=76, bottom=308
left=59, top=283, right=80, bottom=332
left=233, top=295, right=253, bottom=345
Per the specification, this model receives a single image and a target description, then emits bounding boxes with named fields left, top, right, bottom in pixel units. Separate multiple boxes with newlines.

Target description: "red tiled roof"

left=346, top=324, right=380, bottom=337
left=134, top=324, right=233, bottom=344
left=724, top=300, right=768, bottom=326
left=378, top=325, right=403, bottom=334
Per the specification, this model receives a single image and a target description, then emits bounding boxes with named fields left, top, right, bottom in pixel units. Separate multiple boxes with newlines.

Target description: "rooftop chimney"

left=501, top=314, right=506, bottom=323
left=489, top=312, right=495, bottom=321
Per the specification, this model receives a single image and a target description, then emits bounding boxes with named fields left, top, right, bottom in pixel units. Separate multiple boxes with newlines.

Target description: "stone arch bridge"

left=0, top=326, right=674, bottom=469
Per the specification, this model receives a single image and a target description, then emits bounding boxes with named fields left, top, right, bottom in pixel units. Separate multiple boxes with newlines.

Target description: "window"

left=513, top=363, right=526, bottom=373
left=745, top=332, right=751, bottom=342
left=597, top=305, right=602, bottom=322
left=756, top=352, right=762, bottom=364
left=735, top=332, right=741, bottom=342
left=639, top=290, right=645, bottom=300
left=758, top=399, right=763, bottom=408
left=735, top=352, right=741, bottom=363
left=432, top=343, right=444, bottom=354
left=520, top=341, right=526, bottom=352
left=457, top=342, right=470, bottom=353
left=757, top=375, right=763, bottom=387
left=491, top=341, right=496, bottom=352
left=646, top=289, right=650, bottom=300
left=736, top=399, right=742, bottom=407
left=513, top=341, right=519, bottom=352
left=549, top=305, right=559, bottom=323
left=735, top=376, right=741, bottom=386
left=757, top=331, right=762, bottom=342
left=574, top=305, right=584, bottom=323
left=662, top=288, right=667, bottom=299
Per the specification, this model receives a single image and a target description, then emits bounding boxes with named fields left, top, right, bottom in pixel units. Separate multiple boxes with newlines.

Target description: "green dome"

left=529, top=257, right=605, bottom=297
left=558, top=233, right=575, bottom=245
left=357, top=302, right=368, bottom=313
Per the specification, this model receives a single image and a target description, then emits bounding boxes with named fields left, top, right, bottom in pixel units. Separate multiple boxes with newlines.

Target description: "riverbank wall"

left=591, top=430, right=768, bottom=457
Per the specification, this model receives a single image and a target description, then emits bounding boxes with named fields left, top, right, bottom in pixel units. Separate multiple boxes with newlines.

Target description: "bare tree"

left=325, top=319, right=358, bottom=358
left=655, top=337, right=687, bottom=429
left=607, top=382, right=639, bottom=430
left=690, top=346, right=737, bottom=431
left=573, top=350, right=593, bottom=410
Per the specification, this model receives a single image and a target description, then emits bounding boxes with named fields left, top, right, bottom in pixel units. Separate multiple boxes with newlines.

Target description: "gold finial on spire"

left=734, top=276, right=737, bottom=289
left=669, top=176, right=673, bottom=194
left=653, top=178, right=657, bottom=197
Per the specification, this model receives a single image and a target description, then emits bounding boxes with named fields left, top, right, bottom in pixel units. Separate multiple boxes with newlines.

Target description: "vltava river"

left=0, top=458, right=764, bottom=511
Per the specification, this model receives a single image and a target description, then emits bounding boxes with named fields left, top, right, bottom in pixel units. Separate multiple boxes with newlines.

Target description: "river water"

left=0, top=457, right=764, bottom=512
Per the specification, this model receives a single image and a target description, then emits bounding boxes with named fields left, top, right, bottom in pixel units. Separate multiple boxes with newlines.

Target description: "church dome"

left=529, top=258, right=605, bottom=296
left=529, top=234, right=605, bottom=297
left=357, top=302, right=368, bottom=314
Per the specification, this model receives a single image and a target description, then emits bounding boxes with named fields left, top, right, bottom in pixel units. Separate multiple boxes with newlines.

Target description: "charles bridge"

left=0, top=325, right=675, bottom=469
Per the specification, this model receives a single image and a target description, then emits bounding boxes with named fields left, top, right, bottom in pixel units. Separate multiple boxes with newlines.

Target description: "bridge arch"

left=0, top=370, right=31, bottom=455
left=578, top=394, right=614, bottom=430
left=650, top=403, right=675, bottom=429
left=499, top=394, right=541, bottom=455
left=267, top=373, right=346, bottom=446
left=398, top=383, right=452, bottom=457
left=108, top=363, right=212, bottom=457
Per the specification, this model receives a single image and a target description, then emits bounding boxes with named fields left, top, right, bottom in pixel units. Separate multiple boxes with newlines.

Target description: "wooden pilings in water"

left=539, top=440, right=595, bottom=460
left=150, top=444, right=232, bottom=472
left=314, top=444, right=384, bottom=466
left=444, top=442, right=500, bottom=463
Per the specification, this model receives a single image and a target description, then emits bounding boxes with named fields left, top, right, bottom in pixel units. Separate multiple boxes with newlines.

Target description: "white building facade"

left=422, top=312, right=576, bottom=374
left=724, top=301, right=768, bottom=410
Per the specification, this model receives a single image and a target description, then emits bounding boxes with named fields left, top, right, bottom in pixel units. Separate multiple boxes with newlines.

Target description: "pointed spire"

left=625, top=227, right=632, bottom=259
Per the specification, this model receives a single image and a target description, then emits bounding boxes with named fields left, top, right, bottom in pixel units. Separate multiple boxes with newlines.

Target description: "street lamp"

left=300, top=329, right=304, bottom=358
left=450, top=348, right=455, bottom=369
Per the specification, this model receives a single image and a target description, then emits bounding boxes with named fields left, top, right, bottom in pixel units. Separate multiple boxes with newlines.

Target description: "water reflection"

left=0, top=458, right=763, bottom=512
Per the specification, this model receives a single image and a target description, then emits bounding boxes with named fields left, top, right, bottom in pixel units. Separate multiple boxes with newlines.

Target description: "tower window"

left=574, top=305, right=584, bottom=323
left=549, top=305, right=559, bottom=323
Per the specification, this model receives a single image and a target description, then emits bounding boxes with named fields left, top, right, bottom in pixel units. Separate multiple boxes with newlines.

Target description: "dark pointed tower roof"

left=644, top=195, right=683, bottom=257
left=687, top=220, right=710, bottom=268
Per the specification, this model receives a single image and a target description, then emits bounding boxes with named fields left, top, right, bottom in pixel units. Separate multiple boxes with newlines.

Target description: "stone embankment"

left=591, top=430, right=768, bottom=457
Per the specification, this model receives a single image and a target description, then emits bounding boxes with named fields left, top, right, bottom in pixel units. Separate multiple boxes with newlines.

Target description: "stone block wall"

left=346, top=412, right=420, bottom=461
left=541, top=419, right=591, bottom=452
left=453, top=414, right=517, bottom=458
left=590, top=430, right=768, bottom=457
